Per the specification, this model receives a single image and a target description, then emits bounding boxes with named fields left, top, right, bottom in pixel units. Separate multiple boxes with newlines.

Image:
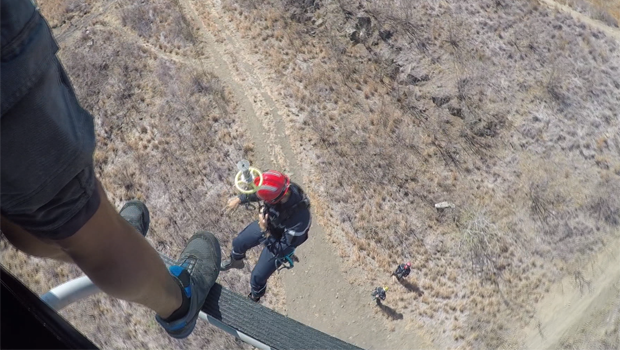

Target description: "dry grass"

left=36, top=0, right=96, bottom=28
left=555, top=0, right=620, bottom=27
left=215, top=0, right=620, bottom=348
left=3, top=0, right=620, bottom=349
left=1, top=0, right=256, bottom=348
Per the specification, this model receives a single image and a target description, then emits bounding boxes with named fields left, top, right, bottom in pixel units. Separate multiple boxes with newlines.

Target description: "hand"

left=225, top=196, right=241, bottom=213
left=258, top=211, right=268, bottom=231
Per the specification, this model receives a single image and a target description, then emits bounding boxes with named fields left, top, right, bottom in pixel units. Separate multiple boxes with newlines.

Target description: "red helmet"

left=405, top=262, right=411, bottom=268
left=254, top=170, right=291, bottom=204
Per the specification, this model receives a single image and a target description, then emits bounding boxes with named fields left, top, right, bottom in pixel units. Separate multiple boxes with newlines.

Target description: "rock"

left=435, top=201, right=456, bottom=210
left=379, top=29, right=393, bottom=41
left=448, top=106, right=464, bottom=119
left=356, top=17, right=371, bottom=32
left=432, top=96, right=451, bottom=107
left=350, top=30, right=362, bottom=44
left=350, top=17, right=372, bottom=44
left=405, top=73, right=430, bottom=85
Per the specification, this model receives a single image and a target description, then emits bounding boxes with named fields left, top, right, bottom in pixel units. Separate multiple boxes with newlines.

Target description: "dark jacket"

left=239, top=182, right=311, bottom=250
left=372, top=287, right=386, bottom=300
left=394, top=264, right=411, bottom=278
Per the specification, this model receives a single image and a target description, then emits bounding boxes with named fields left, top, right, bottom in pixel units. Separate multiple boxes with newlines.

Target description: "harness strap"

left=275, top=249, right=296, bottom=272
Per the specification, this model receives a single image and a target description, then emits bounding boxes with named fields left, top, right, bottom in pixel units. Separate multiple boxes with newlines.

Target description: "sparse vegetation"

left=555, top=0, right=620, bottom=27
left=213, top=0, right=620, bottom=348
left=459, top=210, right=510, bottom=283
left=3, top=0, right=253, bottom=348
left=2, top=0, right=620, bottom=349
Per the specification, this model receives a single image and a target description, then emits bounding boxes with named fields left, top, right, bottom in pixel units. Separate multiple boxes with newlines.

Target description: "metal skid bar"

left=41, top=275, right=271, bottom=350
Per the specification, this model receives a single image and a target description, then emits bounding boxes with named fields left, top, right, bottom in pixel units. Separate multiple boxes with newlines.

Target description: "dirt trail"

left=181, top=1, right=620, bottom=349
left=175, top=0, right=432, bottom=349
left=508, top=2, right=620, bottom=349
left=50, top=0, right=620, bottom=348
left=514, top=234, right=620, bottom=349
left=539, top=0, right=620, bottom=41
left=49, top=0, right=430, bottom=348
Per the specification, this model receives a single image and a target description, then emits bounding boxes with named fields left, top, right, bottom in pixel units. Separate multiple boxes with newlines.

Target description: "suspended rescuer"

left=221, top=170, right=311, bottom=302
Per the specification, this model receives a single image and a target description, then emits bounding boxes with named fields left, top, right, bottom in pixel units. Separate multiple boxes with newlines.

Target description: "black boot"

left=220, top=256, right=245, bottom=271
left=248, top=292, right=261, bottom=302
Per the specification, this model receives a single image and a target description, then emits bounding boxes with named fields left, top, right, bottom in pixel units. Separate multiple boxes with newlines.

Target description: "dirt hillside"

left=2, top=0, right=620, bottom=349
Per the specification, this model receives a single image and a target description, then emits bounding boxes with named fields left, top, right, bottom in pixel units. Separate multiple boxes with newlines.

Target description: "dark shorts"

left=1, top=0, right=100, bottom=239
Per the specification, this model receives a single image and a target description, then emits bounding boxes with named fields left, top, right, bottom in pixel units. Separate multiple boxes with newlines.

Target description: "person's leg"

left=248, top=246, right=279, bottom=301
left=2, top=174, right=221, bottom=337
left=1, top=17, right=183, bottom=315
left=58, top=182, right=186, bottom=317
left=3, top=184, right=221, bottom=339
left=1, top=1, right=219, bottom=338
left=1, top=218, right=74, bottom=263
left=249, top=241, right=296, bottom=301
left=231, top=221, right=265, bottom=259
left=1, top=199, right=148, bottom=264
left=249, top=236, right=296, bottom=300
left=0, top=180, right=183, bottom=317
left=221, top=221, right=264, bottom=270
left=1, top=0, right=87, bottom=265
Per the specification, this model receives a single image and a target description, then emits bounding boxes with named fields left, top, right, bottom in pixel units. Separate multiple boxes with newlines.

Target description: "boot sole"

left=119, top=200, right=150, bottom=237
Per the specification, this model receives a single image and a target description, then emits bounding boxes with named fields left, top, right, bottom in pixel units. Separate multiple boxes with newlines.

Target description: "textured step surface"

left=161, top=252, right=362, bottom=350
left=202, top=283, right=363, bottom=350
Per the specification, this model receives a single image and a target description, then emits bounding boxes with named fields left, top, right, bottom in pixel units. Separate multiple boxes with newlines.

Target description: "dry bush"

left=282, top=0, right=319, bottom=23
left=521, top=159, right=606, bottom=262
left=459, top=210, right=509, bottom=282
left=588, top=179, right=620, bottom=226
left=36, top=0, right=95, bottom=28
left=119, top=0, right=195, bottom=50
left=220, top=1, right=620, bottom=347
left=545, top=68, right=572, bottom=111
left=528, top=178, right=568, bottom=225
